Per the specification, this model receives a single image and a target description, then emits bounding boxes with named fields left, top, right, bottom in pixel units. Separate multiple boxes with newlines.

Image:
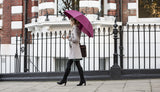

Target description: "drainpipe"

left=24, top=0, right=28, bottom=72
left=116, top=0, right=122, bottom=22
left=119, top=0, right=122, bottom=22
left=0, top=36, right=1, bottom=55
left=24, top=0, right=28, bottom=24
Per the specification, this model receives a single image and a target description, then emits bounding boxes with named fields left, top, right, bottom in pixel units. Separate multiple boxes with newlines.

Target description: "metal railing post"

left=24, top=28, right=28, bottom=72
left=96, top=11, right=100, bottom=20
left=15, top=34, right=19, bottom=73
left=110, top=16, right=121, bottom=79
left=45, top=9, right=49, bottom=21
left=119, top=26, right=123, bottom=68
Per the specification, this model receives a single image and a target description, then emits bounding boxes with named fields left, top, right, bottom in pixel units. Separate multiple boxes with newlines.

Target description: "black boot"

left=57, top=60, right=73, bottom=86
left=77, top=74, right=86, bottom=86
left=75, top=61, right=86, bottom=86
left=57, top=80, right=67, bottom=86
left=77, top=81, right=86, bottom=86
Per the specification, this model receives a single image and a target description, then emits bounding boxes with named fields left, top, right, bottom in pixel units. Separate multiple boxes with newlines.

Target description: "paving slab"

left=0, top=79, right=159, bottom=92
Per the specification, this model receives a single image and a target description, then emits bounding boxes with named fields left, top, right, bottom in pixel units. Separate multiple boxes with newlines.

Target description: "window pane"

left=57, top=0, right=79, bottom=15
left=139, top=0, right=160, bottom=18
left=57, top=0, right=66, bottom=14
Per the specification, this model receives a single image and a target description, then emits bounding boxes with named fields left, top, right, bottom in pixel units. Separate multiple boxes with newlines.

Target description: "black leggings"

left=62, top=59, right=85, bottom=82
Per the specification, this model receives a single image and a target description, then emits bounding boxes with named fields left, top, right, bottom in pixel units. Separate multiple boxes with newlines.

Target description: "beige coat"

left=68, top=25, right=82, bottom=60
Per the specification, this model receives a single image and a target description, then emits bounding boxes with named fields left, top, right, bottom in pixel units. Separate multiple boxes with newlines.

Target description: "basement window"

left=55, top=58, right=79, bottom=72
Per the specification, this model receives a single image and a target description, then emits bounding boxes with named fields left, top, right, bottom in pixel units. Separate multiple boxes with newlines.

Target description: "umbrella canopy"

left=64, top=10, right=93, bottom=37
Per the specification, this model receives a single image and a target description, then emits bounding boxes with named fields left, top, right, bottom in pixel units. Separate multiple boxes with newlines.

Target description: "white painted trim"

left=107, top=3, right=116, bottom=10
left=0, top=20, right=2, bottom=28
left=11, top=6, right=23, bottom=14
left=0, top=8, right=3, bottom=15
left=55, top=0, right=57, bottom=17
left=11, top=21, right=22, bottom=29
left=0, top=0, right=3, bottom=4
left=99, top=0, right=101, bottom=11
left=128, top=16, right=137, bottom=22
left=39, top=2, right=55, bottom=10
left=104, top=0, right=108, bottom=15
left=128, top=3, right=136, bottom=9
left=80, top=1, right=100, bottom=8
left=32, top=6, right=39, bottom=13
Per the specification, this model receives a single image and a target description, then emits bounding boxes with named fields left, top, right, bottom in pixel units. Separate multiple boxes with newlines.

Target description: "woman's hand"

left=66, top=35, right=69, bottom=39
left=62, top=34, right=69, bottom=39
left=62, top=34, right=66, bottom=39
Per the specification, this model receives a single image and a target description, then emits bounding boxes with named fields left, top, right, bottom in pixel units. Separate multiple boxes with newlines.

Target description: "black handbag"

left=80, top=44, right=87, bottom=57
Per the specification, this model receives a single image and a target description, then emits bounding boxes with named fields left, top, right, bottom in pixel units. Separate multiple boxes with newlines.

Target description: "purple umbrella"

left=64, top=10, right=93, bottom=37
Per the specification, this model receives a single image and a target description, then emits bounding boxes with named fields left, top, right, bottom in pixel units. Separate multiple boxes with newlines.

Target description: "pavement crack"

left=149, top=79, right=152, bottom=92
left=94, top=81, right=104, bottom=92
left=122, top=80, right=127, bottom=92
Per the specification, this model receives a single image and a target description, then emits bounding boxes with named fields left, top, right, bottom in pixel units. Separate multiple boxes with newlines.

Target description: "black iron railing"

left=122, top=24, right=160, bottom=70
left=0, top=27, right=113, bottom=74
left=1, top=24, right=160, bottom=81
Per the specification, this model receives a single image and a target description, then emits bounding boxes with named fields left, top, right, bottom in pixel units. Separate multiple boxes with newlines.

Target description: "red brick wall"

left=79, top=0, right=99, bottom=1
left=39, top=9, right=54, bottom=16
left=122, top=0, right=129, bottom=25
left=121, top=0, right=137, bottom=25
left=128, top=9, right=136, bottom=16
left=107, top=0, right=137, bottom=25
left=108, top=10, right=116, bottom=16
left=39, top=0, right=55, bottom=3
left=27, top=0, right=32, bottom=23
left=31, top=0, right=38, bottom=20
left=107, top=0, right=116, bottom=16
left=12, top=0, right=23, bottom=6
left=12, top=14, right=23, bottom=21
left=38, top=0, right=55, bottom=16
left=2, top=0, right=12, bottom=44
left=108, top=0, right=116, bottom=3
left=0, top=0, right=138, bottom=44
left=79, top=0, right=99, bottom=14
left=32, top=1, right=38, bottom=6
left=11, top=29, right=22, bottom=37
left=79, top=7, right=99, bottom=14
left=0, top=0, right=33, bottom=44
left=129, top=0, right=136, bottom=3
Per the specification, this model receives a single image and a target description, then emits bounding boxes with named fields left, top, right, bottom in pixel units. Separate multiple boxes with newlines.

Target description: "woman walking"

left=57, top=17, right=86, bottom=86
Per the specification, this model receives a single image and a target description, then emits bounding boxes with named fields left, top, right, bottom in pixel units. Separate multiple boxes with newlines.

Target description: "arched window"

left=139, top=0, right=160, bottom=18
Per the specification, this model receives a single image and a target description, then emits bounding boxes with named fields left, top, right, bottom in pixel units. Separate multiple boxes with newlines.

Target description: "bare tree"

left=62, top=0, right=79, bottom=10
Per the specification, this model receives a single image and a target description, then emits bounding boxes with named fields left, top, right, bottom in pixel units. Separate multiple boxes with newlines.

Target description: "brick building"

left=0, top=0, right=125, bottom=44
left=0, top=0, right=160, bottom=44
left=0, top=0, right=160, bottom=76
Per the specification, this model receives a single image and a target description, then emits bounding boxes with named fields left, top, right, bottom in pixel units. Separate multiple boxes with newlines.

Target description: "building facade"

left=0, top=0, right=160, bottom=73
left=0, top=0, right=160, bottom=44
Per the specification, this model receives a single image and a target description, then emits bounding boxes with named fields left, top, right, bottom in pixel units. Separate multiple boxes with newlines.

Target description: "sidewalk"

left=0, top=78, right=160, bottom=92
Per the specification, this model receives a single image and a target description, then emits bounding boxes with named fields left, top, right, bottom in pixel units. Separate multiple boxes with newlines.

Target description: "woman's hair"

left=70, top=17, right=79, bottom=25
left=70, top=17, right=82, bottom=30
